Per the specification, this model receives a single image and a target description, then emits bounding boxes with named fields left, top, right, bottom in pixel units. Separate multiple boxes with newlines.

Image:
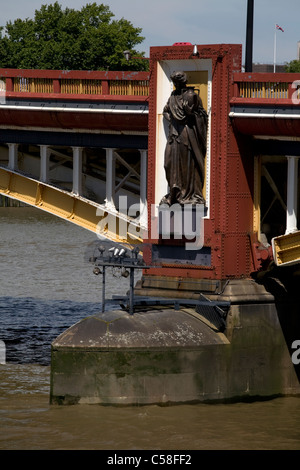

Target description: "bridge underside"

left=230, top=105, right=300, bottom=158
left=0, top=83, right=149, bottom=243
left=0, top=128, right=147, bottom=149
left=230, top=108, right=300, bottom=267
left=0, top=135, right=147, bottom=244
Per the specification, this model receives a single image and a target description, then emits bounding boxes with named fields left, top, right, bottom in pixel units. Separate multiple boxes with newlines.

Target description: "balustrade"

left=0, top=69, right=149, bottom=98
left=232, top=72, right=300, bottom=102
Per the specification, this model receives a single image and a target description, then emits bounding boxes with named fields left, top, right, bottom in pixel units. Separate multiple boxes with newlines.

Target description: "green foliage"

left=0, top=2, right=148, bottom=71
left=285, top=60, right=300, bottom=73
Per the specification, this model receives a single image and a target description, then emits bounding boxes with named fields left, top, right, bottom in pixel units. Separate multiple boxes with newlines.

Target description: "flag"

left=276, top=24, right=284, bottom=32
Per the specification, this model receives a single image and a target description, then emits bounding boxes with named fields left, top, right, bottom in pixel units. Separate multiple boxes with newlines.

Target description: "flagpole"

left=274, top=24, right=277, bottom=73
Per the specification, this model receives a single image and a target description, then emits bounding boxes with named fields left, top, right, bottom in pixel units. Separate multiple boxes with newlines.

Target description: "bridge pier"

left=138, top=148, right=148, bottom=227
left=50, top=279, right=300, bottom=406
left=286, top=155, right=299, bottom=234
left=105, top=147, right=116, bottom=211
left=72, top=147, right=83, bottom=196
left=39, top=145, right=51, bottom=183
left=8, top=143, right=18, bottom=171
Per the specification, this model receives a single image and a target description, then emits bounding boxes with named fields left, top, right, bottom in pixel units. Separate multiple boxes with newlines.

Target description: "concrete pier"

left=50, top=280, right=300, bottom=405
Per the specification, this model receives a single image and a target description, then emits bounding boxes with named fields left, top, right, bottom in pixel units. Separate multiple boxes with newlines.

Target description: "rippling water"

left=0, top=207, right=300, bottom=450
left=0, top=296, right=104, bottom=365
left=1, top=362, right=299, bottom=450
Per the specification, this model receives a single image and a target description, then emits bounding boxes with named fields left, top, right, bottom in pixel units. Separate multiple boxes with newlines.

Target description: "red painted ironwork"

left=0, top=68, right=149, bottom=93
left=1, top=61, right=300, bottom=281
left=0, top=68, right=150, bottom=132
left=230, top=72, right=300, bottom=136
left=145, top=44, right=261, bottom=281
left=0, top=108, right=148, bottom=132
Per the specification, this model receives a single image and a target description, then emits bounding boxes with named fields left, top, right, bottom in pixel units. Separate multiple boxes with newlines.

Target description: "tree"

left=285, top=60, right=300, bottom=73
left=0, top=2, right=148, bottom=71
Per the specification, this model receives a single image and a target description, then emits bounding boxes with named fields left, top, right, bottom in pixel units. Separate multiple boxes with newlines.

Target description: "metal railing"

left=60, top=78, right=102, bottom=95
left=232, top=72, right=300, bottom=101
left=0, top=69, right=150, bottom=99
left=13, top=77, right=54, bottom=93
left=239, top=80, right=289, bottom=99
left=109, top=79, right=149, bottom=96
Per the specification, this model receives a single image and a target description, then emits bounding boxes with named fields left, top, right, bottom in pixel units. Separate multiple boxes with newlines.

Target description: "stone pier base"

left=50, top=280, right=300, bottom=405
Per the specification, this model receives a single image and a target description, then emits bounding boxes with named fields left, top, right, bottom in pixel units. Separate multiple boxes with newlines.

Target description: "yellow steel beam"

left=0, top=167, right=143, bottom=245
left=272, top=231, right=300, bottom=266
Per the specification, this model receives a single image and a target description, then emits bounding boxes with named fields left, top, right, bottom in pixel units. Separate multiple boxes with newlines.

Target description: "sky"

left=1, top=0, right=300, bottom=66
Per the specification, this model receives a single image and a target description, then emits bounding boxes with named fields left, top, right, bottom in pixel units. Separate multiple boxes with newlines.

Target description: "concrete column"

left=72, top=147, right=83, bottom=196
left=105, top=148, right=116, bottom=210
left=286, top=155, right=299, bottom=234
left=40, top=145, right=51, bottom=183
left=139, top=149, right=148, bottom=227
left=8, top=143, right=18, bottom=170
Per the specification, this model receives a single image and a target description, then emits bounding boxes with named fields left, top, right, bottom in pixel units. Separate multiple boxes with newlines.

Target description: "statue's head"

left=170, top=71, right=187, bottom=87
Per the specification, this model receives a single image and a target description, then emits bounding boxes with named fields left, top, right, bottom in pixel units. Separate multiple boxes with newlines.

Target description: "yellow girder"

left=272, top=231, right=300, bottom=266
left=0, top=167, right=143, bottom=245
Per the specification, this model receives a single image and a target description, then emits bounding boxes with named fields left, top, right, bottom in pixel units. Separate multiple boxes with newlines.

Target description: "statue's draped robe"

left=161, top=89, right=208, bottom=206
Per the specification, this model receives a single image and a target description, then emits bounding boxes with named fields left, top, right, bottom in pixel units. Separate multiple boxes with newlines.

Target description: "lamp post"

left=123, top=50, right=149, bottom=61
left=245, top=0, right=254, bottom=72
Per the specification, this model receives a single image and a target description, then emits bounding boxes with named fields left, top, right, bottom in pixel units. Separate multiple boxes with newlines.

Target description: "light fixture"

left=93, top=266, right=102, bottom=275
left=121, top=267, right=129, bottom=278
left=192, top=44, right=199, bottom=56
left=98, top=245, right=105, bottom=256
left=131, top=246, right=140, bottom=258
left=123, top=50, right=149, bottom=61
left=123, top=50, right=131, bottom=61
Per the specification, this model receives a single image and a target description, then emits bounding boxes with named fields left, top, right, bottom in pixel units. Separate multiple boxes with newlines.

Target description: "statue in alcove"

left=160, top=71, right=208, bottom=206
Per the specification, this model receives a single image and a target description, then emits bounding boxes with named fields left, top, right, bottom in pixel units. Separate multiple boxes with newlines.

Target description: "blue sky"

left=1, top=0, right=300, bottom=65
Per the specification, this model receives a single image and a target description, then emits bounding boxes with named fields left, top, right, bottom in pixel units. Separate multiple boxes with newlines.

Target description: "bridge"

left=0, top=43, right=300, bottom=281
left=230, top=71, right=300, bottom=267
left=0, top=68, right=149, bottom=244
left=1, top=43, right=299, bottom=405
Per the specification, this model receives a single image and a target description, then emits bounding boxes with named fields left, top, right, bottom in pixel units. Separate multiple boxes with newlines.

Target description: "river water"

left=0, top=206, right=299, bottom=451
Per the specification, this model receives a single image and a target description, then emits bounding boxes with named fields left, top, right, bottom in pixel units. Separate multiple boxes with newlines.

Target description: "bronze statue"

left=160, top=71, right=208, bottom=206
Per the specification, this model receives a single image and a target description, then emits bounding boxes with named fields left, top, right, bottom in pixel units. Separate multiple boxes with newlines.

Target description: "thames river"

left=0, top=206, right=299, bottom=450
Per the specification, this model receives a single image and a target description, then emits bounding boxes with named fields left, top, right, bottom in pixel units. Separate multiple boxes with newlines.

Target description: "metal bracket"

left=90, top=244, right=151, bottom=315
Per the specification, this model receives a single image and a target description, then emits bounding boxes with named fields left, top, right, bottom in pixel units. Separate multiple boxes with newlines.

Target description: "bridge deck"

left=230, top=72, right=300, bottom=137
left=0, top=69, right=149, bottom=134
left=0, top=69, right=149, bottom=242
left=1, top=67, right=300, bottom=258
